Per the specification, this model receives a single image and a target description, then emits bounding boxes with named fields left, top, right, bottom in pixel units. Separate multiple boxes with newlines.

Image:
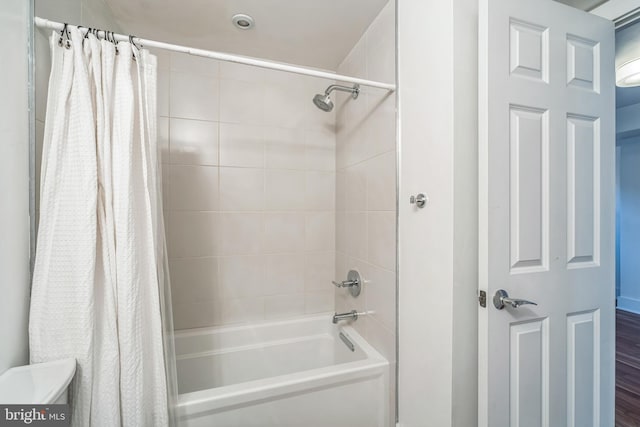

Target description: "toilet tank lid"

left=0, top=358, right=76, bottom=404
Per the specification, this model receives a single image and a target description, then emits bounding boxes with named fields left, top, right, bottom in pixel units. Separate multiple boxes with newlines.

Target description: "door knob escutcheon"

left=410, top=193, right=428, bottom=208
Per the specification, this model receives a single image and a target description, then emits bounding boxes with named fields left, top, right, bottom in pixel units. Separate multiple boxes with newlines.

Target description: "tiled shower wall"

left=158, top=54, right=338, bottom=329
left=334, top=0, right=397, bottom=420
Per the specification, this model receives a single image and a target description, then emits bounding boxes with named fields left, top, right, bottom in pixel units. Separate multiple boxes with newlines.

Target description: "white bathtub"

left=175, top=314, right=389, bottom=427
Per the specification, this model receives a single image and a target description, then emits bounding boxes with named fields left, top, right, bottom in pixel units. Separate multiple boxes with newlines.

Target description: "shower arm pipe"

left=34, top=17, right=396, bottom=92
left=324, top=84, right=359, bottom=95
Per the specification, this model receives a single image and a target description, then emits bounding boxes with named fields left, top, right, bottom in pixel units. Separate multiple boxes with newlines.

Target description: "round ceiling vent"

left=232, top=14, right=255, bottom=30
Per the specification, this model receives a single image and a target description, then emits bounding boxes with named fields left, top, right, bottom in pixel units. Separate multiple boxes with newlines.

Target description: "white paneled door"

left=478, top=0, right=615, bottom=426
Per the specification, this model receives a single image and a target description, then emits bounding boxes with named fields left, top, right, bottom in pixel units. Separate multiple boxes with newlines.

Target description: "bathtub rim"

left=175, top=318, right=388, bottom=417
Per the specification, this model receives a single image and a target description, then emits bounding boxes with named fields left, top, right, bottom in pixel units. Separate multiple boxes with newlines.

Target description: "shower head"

left=312, top=84, right=360, bottom=112
left=313, top=93, right=334, bottom=112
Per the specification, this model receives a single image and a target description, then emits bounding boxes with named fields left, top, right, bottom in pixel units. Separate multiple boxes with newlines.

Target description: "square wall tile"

left=262, top=82, right=310, bottom=129
left=219, top=167, right=264, bottom=211
left=265, top=170, right=306, bottom=210
left=169, top=165, right=219, bottom=211
left=263, top=213, right=305, bottom=253
left=366, top=152, right=396, bottom=212
left=219, top=123, right=264, bottom=168
left=170, top=118, right=219, bottom=165
left=367, top=211, right=396, bottom=271
left=220, top=297, right=265, bottom=324
left=366, top=91, right=397, bottom=156
left=305, top=171, right=335, bottom=211
left=170, top=72, right=219, bottom=121
left=218, top=213, right=264, bottom=255
left=219, top=255, right=266, bottom=299
left=264, top=253, right=305, bottom=296
left=335, top=95, right=370, bottom=167
left=167, top=211, right=218, bottom=258
left=304, top=290, right=334, bottom=314
left=264, top=127, right=306, bottom=170
left=305, top=128, right=336, bottom=172
left=345, top=212, right=368, bottom=260
left=304, top=251, right=335, bottom=291
left=363, top=262, right=396, bottom=331
left=305, top=212, right=335, bottom=252
left=264, top=294, right=305, bottom=320
left=219, top=79, right=264, bottom=125
left=169, top=257, right=220, bottom=305
left=173, top=301, right=221, bottom=330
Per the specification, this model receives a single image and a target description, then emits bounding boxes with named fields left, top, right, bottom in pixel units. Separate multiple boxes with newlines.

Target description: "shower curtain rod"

left=34, top=17, right=397, bottom=92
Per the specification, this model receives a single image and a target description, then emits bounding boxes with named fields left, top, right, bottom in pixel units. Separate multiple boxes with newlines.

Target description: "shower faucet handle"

left=332, top=270, right=362, bottom=297
left=332, top=279, right=358, bottom=288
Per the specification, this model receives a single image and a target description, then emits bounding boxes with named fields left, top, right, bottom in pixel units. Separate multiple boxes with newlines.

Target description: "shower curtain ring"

left=79, top=26, right=90, bottom=46
left=109, top=31, right=119, bottom=55
left=129, top=35, right=141, bottom=60
left=129, top=35, right=142, bottom=50
left=58, top=23, right=68, bottom=47
left=58, top=23, right=71, bottom=49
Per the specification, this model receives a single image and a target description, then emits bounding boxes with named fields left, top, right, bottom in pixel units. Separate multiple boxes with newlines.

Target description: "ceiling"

left=555, top=0, right=610, bottom=11
left=104, top=0, right=389, bottom=70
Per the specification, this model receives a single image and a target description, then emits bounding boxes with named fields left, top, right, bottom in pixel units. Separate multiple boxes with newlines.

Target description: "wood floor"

left=616, top=309, right=640, bottom=427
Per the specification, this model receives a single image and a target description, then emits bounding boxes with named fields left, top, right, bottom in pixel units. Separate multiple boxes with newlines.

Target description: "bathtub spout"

left=332, top=310, right=358, bottom=324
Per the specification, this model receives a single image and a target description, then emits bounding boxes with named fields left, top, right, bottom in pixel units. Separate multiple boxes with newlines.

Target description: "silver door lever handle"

left=493, top=289, right=537, bottom=310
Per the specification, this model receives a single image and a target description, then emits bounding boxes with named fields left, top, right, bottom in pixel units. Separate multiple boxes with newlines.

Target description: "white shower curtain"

left=29, top=27, right=175, bottom=426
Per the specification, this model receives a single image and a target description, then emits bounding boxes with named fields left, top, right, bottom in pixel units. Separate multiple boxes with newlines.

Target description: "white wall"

left=617, top=136, right=640, bottom=313
left=616, top=98, right=640, bottom=314
left=0, top=0, right=32, bottom=374
left=616, top=103, right=640, bottom=139
left=397, top=0, right=479, bottom=425
left=159, top=53, right=337, bottom=329
left=398, top=0, right=455, bottom=425
left=334, top=2, right=397, bottom=423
